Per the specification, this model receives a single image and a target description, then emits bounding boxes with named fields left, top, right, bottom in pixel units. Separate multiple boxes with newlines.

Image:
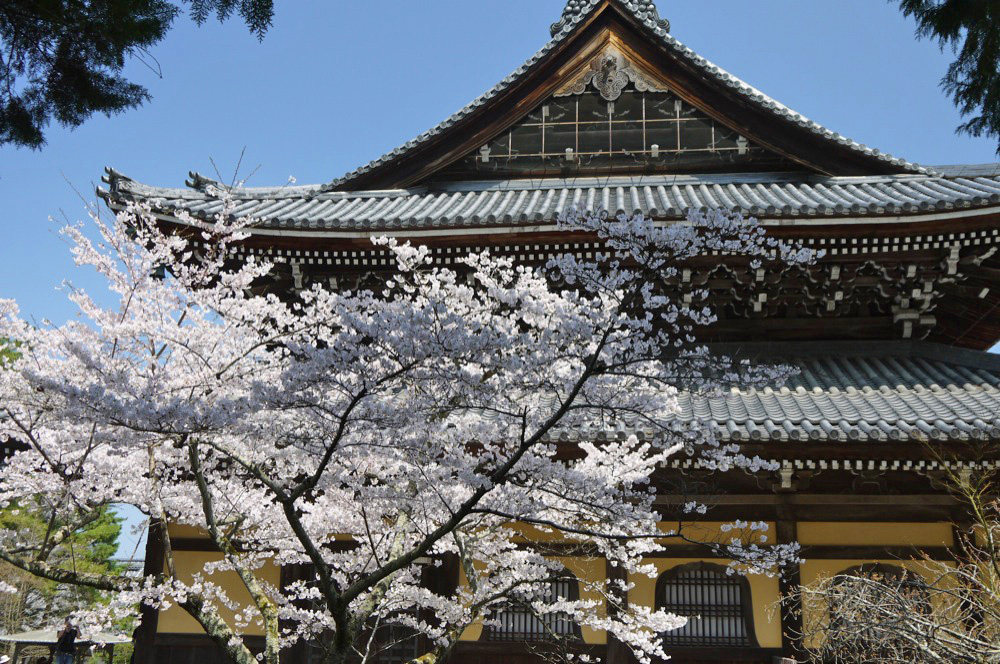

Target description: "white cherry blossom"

left=0, top=199, right=812, bottom=664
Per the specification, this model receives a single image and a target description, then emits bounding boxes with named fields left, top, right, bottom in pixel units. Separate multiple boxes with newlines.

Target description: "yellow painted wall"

left=158, top=521, right=956, bottom=650
left=561, top=556, right=607, bottom=645
left=801, top=558, right=950, bottom=588
left=798, top=522, right=953, bottom=547
left=658, top=522, right=777, bottom=547
left=509, top=522, right=775, bottom=547
left=166, top=523, right=209, bottom=539
left=799, top=558, right=956, bottom=648
left=157, top=550, right=281, bottom=636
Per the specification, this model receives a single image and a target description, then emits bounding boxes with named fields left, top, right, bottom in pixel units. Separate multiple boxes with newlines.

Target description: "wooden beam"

left=640, top=545, right=953, bottom=561
left=654, top=494, right=959, bottom=507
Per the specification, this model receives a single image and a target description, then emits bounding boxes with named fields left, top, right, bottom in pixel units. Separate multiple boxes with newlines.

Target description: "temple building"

left=103, top=1, right=1000, bottom=662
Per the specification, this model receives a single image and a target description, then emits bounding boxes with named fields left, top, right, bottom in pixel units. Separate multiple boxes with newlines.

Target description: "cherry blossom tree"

left=0, top=197, right=811, bottom=664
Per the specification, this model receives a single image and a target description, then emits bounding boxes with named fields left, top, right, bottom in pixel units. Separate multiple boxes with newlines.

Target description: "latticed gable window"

left=442, top=87, right=793, bottom=180
left=484, top=576, right=581, bottom=642
left=656, top=563, right=757, bottom=647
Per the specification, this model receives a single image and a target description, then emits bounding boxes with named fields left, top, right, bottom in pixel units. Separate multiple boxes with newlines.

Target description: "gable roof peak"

left=326, top=0, right=930, bottom=190
left=551, top=0, right=670, bottom=36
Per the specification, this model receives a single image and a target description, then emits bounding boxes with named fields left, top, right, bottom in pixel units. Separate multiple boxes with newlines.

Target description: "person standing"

left=54, top=618, right=79, bottom=664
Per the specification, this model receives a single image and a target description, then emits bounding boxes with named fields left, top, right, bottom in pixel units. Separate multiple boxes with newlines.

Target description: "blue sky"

left=1, top=1, right=997, bottom=557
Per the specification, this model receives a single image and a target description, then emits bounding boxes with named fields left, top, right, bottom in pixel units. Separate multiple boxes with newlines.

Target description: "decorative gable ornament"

left=556, top=48, right=669, bottom=101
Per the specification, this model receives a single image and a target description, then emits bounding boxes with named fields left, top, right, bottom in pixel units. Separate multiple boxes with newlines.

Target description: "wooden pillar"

left=776, top=505, right=804, bottom=661
left=605, top=558, right=630, bottom=664
left=132, top=519, right=164, bottom=664
left=421, top=553, right=460, bottom=660
left=427, top=552, right=460, bottom=599
left=279, top=564, right=310, bottom=664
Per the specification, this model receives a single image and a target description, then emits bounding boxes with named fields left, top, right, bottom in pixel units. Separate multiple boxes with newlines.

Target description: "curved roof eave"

left=101, top=167, right=1000, bottom=234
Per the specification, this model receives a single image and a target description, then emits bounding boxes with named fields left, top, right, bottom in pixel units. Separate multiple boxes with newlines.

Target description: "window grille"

left=485, top=577, right=579, bottom=642
left=657, top=563, right=754, bottom=647
left=443, top=88, right=794, bottom=180
left=831, top=564, right=931, bottom=620
left=376, top=624, right=421, bottom=664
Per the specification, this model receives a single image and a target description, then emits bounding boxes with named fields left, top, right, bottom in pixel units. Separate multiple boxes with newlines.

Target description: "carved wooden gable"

left=435, top=39, right=798, bottom=182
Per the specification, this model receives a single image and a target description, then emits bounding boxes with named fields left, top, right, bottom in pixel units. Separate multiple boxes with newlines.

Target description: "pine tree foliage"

left=0, top=340, right=15, bottom=364
left=895, top=0, right=1000, bottom=154
left=0, top=0, right=274, bottom=149
left=0, top=503, right=123, bottom=634
left=186, top=0, right=273, bottom=39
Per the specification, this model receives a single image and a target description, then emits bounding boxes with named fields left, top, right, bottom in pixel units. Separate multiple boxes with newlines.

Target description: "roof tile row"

left=686, top=350, right=1000, bottom=443
left=542, top=345, right=1000, bottom=444
left=103, top=171, right=1000, bottom=231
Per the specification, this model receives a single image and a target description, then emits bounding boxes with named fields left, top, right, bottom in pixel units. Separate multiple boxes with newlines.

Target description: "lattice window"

left=442, top=87, right=794, bottom=179
left=831, top=563, right=931, bottom=620
left=375, top=624, right=421, bottom=664
left=484, top=577, right=580, bottom=642
left=657, top=563, right=756, bottom=647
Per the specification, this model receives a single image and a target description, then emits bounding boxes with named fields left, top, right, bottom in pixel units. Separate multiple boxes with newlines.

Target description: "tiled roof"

left=327, top=0, right=929, bottom=189
left=546, top=342, right=1000, bottom=444
left=933, top=163, right=1000, bottom=177
left=102, top=169, right=1000, bottom=232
